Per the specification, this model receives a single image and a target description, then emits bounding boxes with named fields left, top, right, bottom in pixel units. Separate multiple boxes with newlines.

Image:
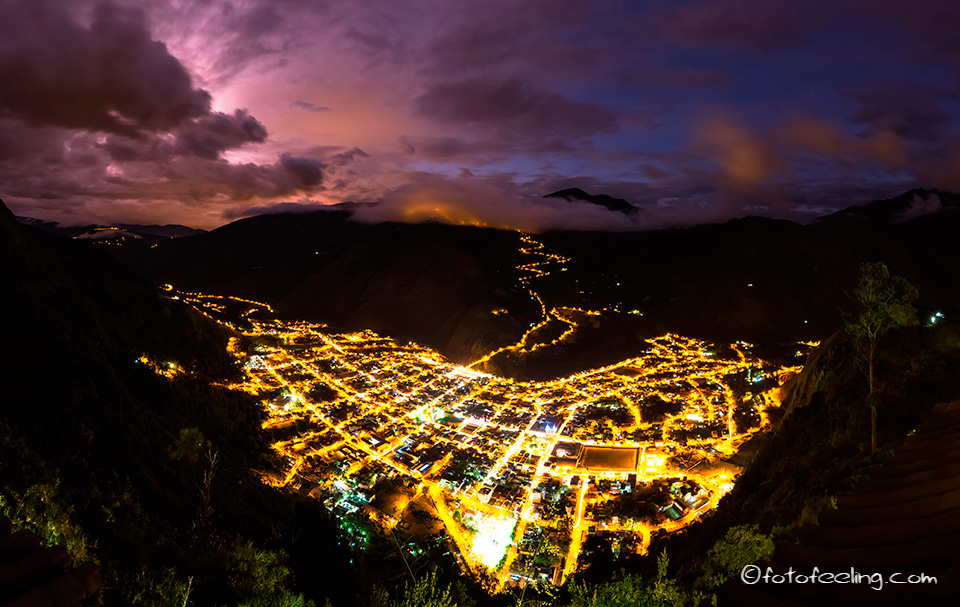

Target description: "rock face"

left=725, top=400, right=960, bottom=606
left=777, top=331, right=860, bottom=419
left=0, top=515, right=103, bottom=606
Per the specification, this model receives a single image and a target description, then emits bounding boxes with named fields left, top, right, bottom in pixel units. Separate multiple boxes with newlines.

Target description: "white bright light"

left=471, top=514, right=516, bottom=569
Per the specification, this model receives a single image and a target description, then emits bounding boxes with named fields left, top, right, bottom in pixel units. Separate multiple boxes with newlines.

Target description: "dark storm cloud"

left=0, top=116, right=325, bottom=213
left=324, top=147, right=370, bottom=169
left=105, top=152, right=324, bottom=204
left=0, top=0, right=337, bottom=226
left=96, top=109, right=274, bottom=166
left=0, top=0, right=210, bottom=136
left=174, top=110, right=268, bottom=159
left=5, top=0, right=960, bottom=229
left=278, top=154, right=324, bottom=187
left=0, top=119, right=71, bottom=164
left=168, top=157, right=320, bottom=201
left=414, top=78, right=621, bottom=139
left=98, top=134, right=172, bottom=164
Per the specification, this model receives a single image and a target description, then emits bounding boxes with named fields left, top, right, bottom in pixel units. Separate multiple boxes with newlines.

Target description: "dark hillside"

left=0, top=198, right=356, bottom=605
left=121, top=211, right=540, bottom=364
left=539, top=190, right=960, bottom=346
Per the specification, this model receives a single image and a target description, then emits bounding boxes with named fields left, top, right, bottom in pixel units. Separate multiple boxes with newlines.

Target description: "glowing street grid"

left=219, top=315, right=804, bottom=587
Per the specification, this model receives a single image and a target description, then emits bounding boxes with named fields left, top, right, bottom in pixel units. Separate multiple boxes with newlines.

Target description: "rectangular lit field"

left=577, top=446, right=639, bottom=471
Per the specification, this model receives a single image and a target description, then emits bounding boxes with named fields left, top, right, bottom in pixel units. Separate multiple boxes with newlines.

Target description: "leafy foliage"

left=229, top=539, right=292, bottom=598
left=0, top=422, right=92, bottom=564
left=568, top=552, right=697, bottom=607
left=696, top=525, right=774, bottom=592
left=391, top=571, right=455, bottom=607
left=844, top=262, right=918, bottom=394
left=237, top=587, right=315, bottom=607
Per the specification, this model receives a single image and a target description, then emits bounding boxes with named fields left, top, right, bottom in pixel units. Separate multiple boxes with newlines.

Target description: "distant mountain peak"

left=813, top=188, right=958, bottom=228
left=544, top=188, right=637, bottom=214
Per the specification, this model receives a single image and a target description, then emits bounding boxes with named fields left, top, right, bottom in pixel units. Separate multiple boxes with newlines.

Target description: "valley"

left=164, top=231, right=812, bottom=587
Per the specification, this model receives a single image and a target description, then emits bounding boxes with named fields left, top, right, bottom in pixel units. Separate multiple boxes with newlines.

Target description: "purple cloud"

left=173, top=110, right=268, bottom=159
left=3, top=0, right=960, bottom=230
left=292, top=101, right=332, bottom=113
left=0, top=1, right=210, bottom=136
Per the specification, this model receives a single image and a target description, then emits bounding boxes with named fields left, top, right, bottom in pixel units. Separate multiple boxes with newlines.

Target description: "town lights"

left=178, top=233, right=803, bottom=588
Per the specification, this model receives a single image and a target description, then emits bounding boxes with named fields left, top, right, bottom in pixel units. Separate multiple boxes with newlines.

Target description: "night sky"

left=2, top=0, right=959, bottom=230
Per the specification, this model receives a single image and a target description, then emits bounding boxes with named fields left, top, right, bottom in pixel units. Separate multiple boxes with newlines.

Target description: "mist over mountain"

left=16, top=216, right=206, bottom=239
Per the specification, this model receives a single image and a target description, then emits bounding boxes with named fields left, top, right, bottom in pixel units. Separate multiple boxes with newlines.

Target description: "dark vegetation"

left=0, top=199, right=358, bottom=605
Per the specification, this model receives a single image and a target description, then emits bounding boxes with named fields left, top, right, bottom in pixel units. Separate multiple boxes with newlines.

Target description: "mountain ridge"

left=89, top=188, right=960, bottom=375
left=544, top=187, right=638, bottom=214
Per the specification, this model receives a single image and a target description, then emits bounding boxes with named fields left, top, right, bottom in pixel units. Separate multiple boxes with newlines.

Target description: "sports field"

left=577, top=446, right=640, bottom=471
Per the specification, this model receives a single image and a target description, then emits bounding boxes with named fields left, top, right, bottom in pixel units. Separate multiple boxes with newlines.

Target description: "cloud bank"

left=2, top=0, right=960, bottom=229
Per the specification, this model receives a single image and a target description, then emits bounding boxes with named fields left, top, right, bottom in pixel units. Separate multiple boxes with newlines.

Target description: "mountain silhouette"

left=544, top=187, right=637, bottom=214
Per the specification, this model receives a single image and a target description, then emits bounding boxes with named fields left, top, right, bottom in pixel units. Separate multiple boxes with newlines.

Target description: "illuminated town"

left=159, top=233, right=810, bottom=589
